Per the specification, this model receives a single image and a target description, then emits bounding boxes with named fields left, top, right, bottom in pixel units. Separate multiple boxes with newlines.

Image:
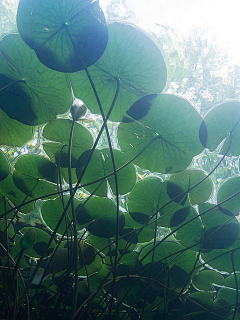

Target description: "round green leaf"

left=17, top=0, right=108, bottom=72
left=199, top=203, right=240, bottom=251
left=185, top=292, right=214, bottom=318
left=0, top=109, right=34, bottom=147
left=16, top=227, right=55, bottom=258
left=0, top=150, right=10, bottom=181
left=41, top=196, right=81, bottom=234
left=43, top=119, right=93, bottom=168
left=199, top=101, right=240, bottom=156
left=0, top=34, right=72, bottom=125
left=139, top=239, right=198, bottom=291
left=13, top=154, right=58, bottom=199
left=172, top=206, right=203, bottom=251
left=76, top=197, right=125, bottom=238
left=70, top=22, right=167, bottom=121
left=167, top=169, right=213, bottom=205
left=76, top=148, right=136, bottom=196
left=217, top=176, right=240, bottom=215
left=0, top=175, right=34, bottom=214
left=224, top=273, right=240, bottom=289
left=118, top=94, right=203, bottom=173
left=218, top=286, right=240, bottom=307
left=202, top=248, right=240, bottom=273
left=192, top=270, right=224, bottom=291
left=127, top=177, right=179, bottom=227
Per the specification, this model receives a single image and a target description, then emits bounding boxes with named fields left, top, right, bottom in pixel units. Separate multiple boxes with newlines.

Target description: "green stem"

left=1, top=249, right=25, bottom=316
left=68, top=120, right=79, bottom=320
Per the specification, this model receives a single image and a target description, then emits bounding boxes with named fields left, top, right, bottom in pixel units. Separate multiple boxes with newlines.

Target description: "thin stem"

left=68, top=120, right=79, bottom=320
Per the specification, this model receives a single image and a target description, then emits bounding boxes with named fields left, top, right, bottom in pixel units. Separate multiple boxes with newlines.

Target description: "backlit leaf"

left=0, top=34, right=72, bottom=125
left=70, top=23, right=167, bottom=121
left=17, top=0, right=108, bottom=72
left=118, top=94, right=203, bottom=173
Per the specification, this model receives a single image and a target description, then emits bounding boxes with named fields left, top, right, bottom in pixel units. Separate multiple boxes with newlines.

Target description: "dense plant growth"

left=1, top=0, right=240, bottom=319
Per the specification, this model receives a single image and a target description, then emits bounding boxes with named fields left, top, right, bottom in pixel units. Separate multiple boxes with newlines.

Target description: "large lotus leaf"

left=127, top=177, right=183, bottom=227
left=225, top=273, right=240, bottom=289
left=218, top=286, right=240, bottom=307
left=76, top=196, right=125, bottom=238
left=202, top=248, right=240, bottom=273
left=167, top=169, right=213, bottom=206
left=118, top=212, right=155, bottom=249
left=76, top=148, right=136, bottom=196
left=118, top=94, right=203, bottom=173
left=171, top=206, right=203, bottom=251
left=78, top=251, right=102, bottom=277
left=43, top=119, right=93, bottom=168
left=211, top=300, right=231, bottom=320
left=60, top=240, right=101, bottom=276
left=0, top=109, right=34, bottom=147
left=199, top=203, right=240, bottom=251
left=0, top=150, right=9, bottom=181
left=17, top=0, right=108, bottom=72
left=0, top=34, right=72, bottom=125
left=41, top=196, right=81, bottom=234
left=13, top=154, right=58, bottom=199
left=185, top=292, right=214, bottom=318
left=0, top=175, right=34, bottom=214
left=15, top=227, right=55, bottom=258
left=87, top=234, right=116, bottom=255
left=123, top=94, right=159, bottom=123
left=70, top=22, right=167, bottom=121
left=192, top=270, right=224, bottom=291
left=217, top=176, right=240, bottom=215
left=139, top=240, right=198, bottom=283
left=199, top=101, right=240, bottom=156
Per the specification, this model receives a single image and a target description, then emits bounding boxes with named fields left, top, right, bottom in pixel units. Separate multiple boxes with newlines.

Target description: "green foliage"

left=0, top=34, right=72, bottom=125
left=0, top=0, right=240, bottom=319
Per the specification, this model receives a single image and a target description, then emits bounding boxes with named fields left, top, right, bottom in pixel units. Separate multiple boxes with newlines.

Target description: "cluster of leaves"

left=1, top=0, right=240, bottom=319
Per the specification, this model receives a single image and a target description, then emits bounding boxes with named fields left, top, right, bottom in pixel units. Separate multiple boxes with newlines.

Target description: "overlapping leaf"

left=199, top=203, right=239, bottom=251
left=15, top=227, right=55, bottom=258
left=70, top=23, right=167, bottom=121
left=192, top=270, right=224, bottom=291
left=217, top=176, right=240, bottom=215
left=118, top=94, right=204, bottom=173
left=13, top=154, right=58, bottom=199
left=171, top=206, right=203, bottom=251
left=139, top=239, right=198, bottom=291
left=43, top=118, right=93, bottom=169
left=0, top=110, right=34, bottom=146
left=76, top=148, right=136, bottom=196
left=0, top=175, right=34, bottom=214
left=127, top=177, right=179, bottom=227
left=0, top=34, right=72, bottom=125
left=199, top=101, right=240, bottom=156
left=76, top=196, right=125, bottom=238
left=167, top=169, right=213, bottom=205
left=17, top=0, right=108, bottom=72
left=41, top=196, right=81, bottom=234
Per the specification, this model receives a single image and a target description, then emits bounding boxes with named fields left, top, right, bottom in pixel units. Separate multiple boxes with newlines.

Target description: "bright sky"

left=100, top=0, right=240, bottom=65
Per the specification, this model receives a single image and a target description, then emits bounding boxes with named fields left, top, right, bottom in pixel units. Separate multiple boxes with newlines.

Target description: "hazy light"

left=100, top=0, right=240, bottom=65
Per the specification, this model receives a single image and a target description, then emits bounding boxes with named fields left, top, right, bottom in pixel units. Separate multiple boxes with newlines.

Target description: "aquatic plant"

left=1, top=0, right=240, bottom=319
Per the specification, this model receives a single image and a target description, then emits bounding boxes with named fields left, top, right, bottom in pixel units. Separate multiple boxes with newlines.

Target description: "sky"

left=100, top=0, right=240, bottom=65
